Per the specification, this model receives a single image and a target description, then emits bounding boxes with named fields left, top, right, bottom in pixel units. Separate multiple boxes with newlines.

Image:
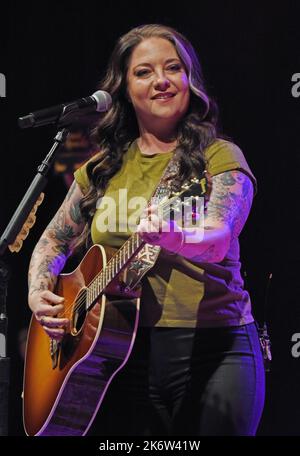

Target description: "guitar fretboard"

left=85, top=232, right=143, bottom=308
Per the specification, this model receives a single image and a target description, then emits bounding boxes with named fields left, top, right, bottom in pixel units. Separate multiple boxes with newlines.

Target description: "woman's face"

left=126, top=37, right=190, bottom=132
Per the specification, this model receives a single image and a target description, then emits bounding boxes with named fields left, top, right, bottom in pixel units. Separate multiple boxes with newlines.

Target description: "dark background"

left=0, top=0, right=300, bottom=436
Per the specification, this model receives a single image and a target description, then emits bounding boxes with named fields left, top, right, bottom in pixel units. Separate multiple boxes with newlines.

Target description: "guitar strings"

left=58, top=196, right=175, bottom=320
left=58, top=233, right=141, bottom=319
left=59, top=193, right=196, bottom=320
left=57, top=185, right=200, bottom=321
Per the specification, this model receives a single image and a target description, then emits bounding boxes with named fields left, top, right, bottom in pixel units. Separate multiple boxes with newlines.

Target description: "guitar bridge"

left=50, top=338, right=60, bottom=369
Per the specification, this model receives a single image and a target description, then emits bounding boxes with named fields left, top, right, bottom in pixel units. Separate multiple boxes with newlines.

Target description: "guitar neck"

left=86, top=232, right=145, bottom=309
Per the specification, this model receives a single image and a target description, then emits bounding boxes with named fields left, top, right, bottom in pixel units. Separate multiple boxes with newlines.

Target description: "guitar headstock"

left=171, top=173, right=210, bottom=199
left=159, top=171, right=211, bottom=224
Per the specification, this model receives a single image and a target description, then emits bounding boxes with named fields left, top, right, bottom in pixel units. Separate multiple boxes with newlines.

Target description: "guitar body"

left=23, top=244, right=141, bottom=436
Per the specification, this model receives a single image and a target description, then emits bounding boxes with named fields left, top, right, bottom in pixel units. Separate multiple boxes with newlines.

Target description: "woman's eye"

left=167, top=64, right=182, bottom=71
left=135, top=69, right=150, bottom=77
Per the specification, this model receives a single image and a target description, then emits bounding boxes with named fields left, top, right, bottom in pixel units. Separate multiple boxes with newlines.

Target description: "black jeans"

left=88, top=322, right=265, bottom=436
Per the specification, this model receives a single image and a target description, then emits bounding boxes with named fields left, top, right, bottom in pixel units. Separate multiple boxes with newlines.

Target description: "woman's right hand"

left=28, top=290, right=70, bottom=341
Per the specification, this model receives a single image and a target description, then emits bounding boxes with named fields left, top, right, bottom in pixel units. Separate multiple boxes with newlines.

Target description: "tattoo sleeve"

left=182, top=170, right=254, bottom=264
left=28, top=181, right=85, bottom=295
left=205, top=170, right=254, bottom=238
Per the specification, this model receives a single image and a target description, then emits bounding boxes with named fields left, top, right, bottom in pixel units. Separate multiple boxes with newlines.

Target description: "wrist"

left=28, top=279, right=55, bottom=296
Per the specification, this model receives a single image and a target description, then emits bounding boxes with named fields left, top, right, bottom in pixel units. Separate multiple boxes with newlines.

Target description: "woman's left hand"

left=137, top=204, right=184, bottom=254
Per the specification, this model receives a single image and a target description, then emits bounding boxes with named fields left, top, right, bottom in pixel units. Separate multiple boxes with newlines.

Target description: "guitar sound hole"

left=71, top=289, right=87, bottom=335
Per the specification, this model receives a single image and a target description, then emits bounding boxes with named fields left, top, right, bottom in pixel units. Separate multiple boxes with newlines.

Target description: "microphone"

left=18, top=90, right=112, bottom=129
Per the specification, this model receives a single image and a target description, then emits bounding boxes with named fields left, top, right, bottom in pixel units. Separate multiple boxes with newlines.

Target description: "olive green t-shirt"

left=74, top=138, right=256, bottom=328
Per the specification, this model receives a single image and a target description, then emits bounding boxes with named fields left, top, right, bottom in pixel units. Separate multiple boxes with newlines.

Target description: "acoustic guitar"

left=23, top=176, right=208, bottom=436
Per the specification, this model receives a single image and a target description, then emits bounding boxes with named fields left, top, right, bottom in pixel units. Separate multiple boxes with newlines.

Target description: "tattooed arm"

left=179, top=170, right=254, bottom=263
left=27, top=181, right=86, bottom=340
left=139, top=170, right=254, bottom=263
left=28, top=180, right=85, bottom=297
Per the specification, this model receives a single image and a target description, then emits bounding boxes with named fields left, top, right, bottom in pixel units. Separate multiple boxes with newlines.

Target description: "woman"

left=27, top=24, right=265, bottom=436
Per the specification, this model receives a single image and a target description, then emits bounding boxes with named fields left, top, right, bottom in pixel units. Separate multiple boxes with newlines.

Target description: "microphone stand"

left=0, top=126, right=69, bottom=435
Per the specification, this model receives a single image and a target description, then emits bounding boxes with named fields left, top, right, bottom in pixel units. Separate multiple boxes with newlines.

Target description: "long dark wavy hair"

left=75, top=24, right=224, bottom=252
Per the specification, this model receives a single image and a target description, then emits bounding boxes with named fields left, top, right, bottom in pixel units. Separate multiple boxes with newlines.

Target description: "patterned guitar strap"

left=123, top=148, right=211, bottom=292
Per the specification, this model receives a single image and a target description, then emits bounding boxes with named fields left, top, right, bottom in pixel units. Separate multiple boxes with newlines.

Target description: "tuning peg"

left=191, top=177, right=200, bottom=183
left=181, top=183, right=190, bottom=190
